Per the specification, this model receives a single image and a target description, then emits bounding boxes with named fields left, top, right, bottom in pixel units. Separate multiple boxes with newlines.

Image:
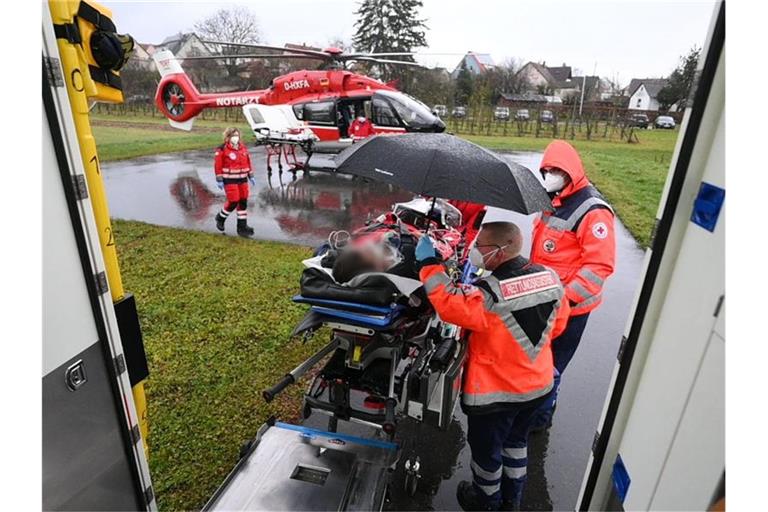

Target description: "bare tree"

left=194, top=7, right=261, bottom=80
left=326, top=36, right=353, bottom=53
left=194, top=7, right=261, bottom=45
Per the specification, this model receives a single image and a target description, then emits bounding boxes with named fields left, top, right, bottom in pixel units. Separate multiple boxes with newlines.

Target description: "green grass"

left=114, top=220, right=326, bottom=511
left=92, top=115, right=251, bottom=162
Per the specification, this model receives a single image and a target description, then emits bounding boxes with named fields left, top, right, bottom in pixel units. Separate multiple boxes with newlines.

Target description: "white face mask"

left=469, top=244, right=509, bottom=271
left=229, top=136, right=240, bottom=146
left=542, top=170, right=569, bottom=193
left=357, top=116, right=366, bottom=122
left=469, top=247, right=484, bottom=268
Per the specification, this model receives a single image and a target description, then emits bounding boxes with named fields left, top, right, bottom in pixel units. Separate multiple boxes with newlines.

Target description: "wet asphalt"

left=102, top=148, right=645, bottom=511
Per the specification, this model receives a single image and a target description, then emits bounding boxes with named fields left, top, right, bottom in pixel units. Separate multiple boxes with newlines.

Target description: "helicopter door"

left=336, top=97, right=372, bottom=138
left=299, top=100, right=339, bottom=141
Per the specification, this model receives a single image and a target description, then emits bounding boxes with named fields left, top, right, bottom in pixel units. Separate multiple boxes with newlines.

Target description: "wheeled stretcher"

left=205, top=266, right=468, bottom=509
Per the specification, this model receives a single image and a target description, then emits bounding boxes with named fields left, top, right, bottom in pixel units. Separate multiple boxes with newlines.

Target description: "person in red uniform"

left=349, top=110, right=375, bottom=140
left=415, top=221, right=570, bottom=511
left=214, top=127, right=255, bottom=237
left=529, top=140, right=616, bottom=430
left=449, top=200, right=487, bottom=248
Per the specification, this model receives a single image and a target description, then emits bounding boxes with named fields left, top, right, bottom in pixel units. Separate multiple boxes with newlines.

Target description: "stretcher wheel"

left=404, top=456, right=421, bottom=496
left=404, top=471, right=418, bottom=496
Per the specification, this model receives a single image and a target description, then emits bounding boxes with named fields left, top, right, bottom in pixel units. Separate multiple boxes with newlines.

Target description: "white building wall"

left=519, top=65, right=549, bottom=89
left=628, top=85, right=650, bottom=110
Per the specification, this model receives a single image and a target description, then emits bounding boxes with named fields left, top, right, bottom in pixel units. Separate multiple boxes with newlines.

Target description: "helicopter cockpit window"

left=372, top=97, right=400, bottom=127
left=375, top=90, right=436, bottom=128
left=292, top=104, right=304, bottom=120
left=302, top=101, right=335, bottom=125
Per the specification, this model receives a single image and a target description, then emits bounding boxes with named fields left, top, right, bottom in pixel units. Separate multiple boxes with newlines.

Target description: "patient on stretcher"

left=300, top=198, right=465, bottom=308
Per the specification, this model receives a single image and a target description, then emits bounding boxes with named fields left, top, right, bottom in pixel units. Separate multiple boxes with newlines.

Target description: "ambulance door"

left=577, top=2, right=724, bottom=510
left=43, top=10, right=155, bottom=509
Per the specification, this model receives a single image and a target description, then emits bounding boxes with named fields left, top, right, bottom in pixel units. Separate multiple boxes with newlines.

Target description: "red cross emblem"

left=592, top=222, right=608, bottom=239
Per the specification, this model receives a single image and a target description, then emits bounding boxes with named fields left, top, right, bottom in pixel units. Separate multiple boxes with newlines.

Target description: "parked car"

left=628, top=113, right=650, bottom=129
left=515, top=109, right=530, bottom=121
left=452, top=106, right=467, bottom=118
left=433, top=104, right=447, bottom=117
left=494, top=106, right=510, bottom=121
left=540, top=110, right=554, bottom=123
left=655, top=115, right=676, bottom=129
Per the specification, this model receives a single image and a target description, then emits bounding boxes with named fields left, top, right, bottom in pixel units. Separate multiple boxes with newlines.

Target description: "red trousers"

left=223, top=182, right=249, bottom=214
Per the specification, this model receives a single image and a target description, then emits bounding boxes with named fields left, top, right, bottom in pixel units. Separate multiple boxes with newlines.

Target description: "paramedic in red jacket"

left=349, top=111, right=375, bottom=140
left=416, top=222, right=570, bottom=510
left=530, top=140, right=616, bottom=429
left=214, top=128, right=255, bottom=237
left=449, top=200, right=487, bottom=248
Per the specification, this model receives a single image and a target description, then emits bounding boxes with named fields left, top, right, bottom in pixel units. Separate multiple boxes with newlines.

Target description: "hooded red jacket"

left=530, top=141, right=616, bottom=316
left=448, top=200, right=487, bottom=248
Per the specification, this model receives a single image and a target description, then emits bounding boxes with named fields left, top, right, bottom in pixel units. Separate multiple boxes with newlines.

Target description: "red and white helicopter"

left=152, top=41, right=447, bottom=172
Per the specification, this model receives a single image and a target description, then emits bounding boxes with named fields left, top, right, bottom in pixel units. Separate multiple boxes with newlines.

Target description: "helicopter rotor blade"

left=179, top=53, right=329, bottom=61
left=346, top=51, right=467, bottom=58
left=201, top=40, right=331, bottom=59
left=349, top=56, right=427, bottom=68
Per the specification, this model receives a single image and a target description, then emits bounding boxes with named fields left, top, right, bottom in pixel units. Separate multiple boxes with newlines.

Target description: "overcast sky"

left=104, top=0, right=717, bottom=87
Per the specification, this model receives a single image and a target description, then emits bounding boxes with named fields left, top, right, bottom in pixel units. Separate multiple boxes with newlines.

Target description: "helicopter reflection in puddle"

left=168, top=168, right=414, bottom=246
left=258, top=171, right=414, bottom=244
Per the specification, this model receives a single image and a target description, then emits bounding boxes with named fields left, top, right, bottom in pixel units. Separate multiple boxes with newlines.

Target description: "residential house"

left=515, top=62, right=601, bottom=101
left=515, top=62, right=567, bottom=93
left=625, top=78, right=668, bottom=111
left=148, top=32, right=214, bottom=61
left=451, top=51, right=495, bottom=78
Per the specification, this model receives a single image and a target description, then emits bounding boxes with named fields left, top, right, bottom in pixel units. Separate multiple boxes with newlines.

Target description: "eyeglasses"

left=475, top=243, right=510, bottom=254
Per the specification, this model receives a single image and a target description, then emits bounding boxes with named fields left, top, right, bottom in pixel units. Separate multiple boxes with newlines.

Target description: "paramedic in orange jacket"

left=530, top=140, right=616, bottom=430
left=416, top=222, right=570, bottom=511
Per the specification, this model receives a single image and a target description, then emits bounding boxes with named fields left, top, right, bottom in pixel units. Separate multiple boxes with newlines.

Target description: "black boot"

left=237, top=218, right=254, bottom=238
left=215, top=212, right=227, bottom=232
left=500, top=500, right=521, bottom=511
left=457, top=481, right=498, bottom=511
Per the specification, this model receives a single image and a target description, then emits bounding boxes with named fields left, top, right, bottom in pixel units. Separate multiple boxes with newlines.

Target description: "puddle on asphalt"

left=102, top=147, right=644, bottom=510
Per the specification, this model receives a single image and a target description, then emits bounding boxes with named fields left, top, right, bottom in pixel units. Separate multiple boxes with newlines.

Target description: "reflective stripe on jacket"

left=419, top=257, right=570, bottom=414
left=214, top=143, right=253, bottom=182
left=531, top=141, right=616, bottom=316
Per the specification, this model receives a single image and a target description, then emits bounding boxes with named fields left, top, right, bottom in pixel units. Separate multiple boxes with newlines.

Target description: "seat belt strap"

left=77, top=1, right=116, bottom=32
left=89, top=65, right=123, bottom=90
left=53, top=21, right=83, bottom=44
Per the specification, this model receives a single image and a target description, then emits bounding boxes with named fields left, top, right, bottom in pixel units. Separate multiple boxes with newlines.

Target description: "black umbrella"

left=333, top=133, right=552, bottom=214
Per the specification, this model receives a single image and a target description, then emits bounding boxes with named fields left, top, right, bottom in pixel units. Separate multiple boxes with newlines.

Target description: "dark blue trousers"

left=531, top=312, right=591, bottom=429
left=466, top=393, right=552, bottom=509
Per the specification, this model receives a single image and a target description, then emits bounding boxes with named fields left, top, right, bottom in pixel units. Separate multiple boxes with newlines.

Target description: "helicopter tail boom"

left=152, top=49, right=266, bottom=131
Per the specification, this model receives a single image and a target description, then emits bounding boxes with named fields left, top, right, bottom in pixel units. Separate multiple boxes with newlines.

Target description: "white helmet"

left=392, top=197, right=462, bottom=230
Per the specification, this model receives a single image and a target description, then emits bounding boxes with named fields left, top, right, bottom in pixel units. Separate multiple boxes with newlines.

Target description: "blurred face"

left=228, top=131, right=240, bottom=146
left=356, top=244, right=388, bottom=272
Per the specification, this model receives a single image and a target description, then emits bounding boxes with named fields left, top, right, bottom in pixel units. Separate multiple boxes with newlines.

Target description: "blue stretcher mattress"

left=292, top=295, right=405, bottom=328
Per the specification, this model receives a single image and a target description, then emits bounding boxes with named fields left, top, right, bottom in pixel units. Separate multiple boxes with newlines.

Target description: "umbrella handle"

left=425, top=197, right=437, bottom=237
